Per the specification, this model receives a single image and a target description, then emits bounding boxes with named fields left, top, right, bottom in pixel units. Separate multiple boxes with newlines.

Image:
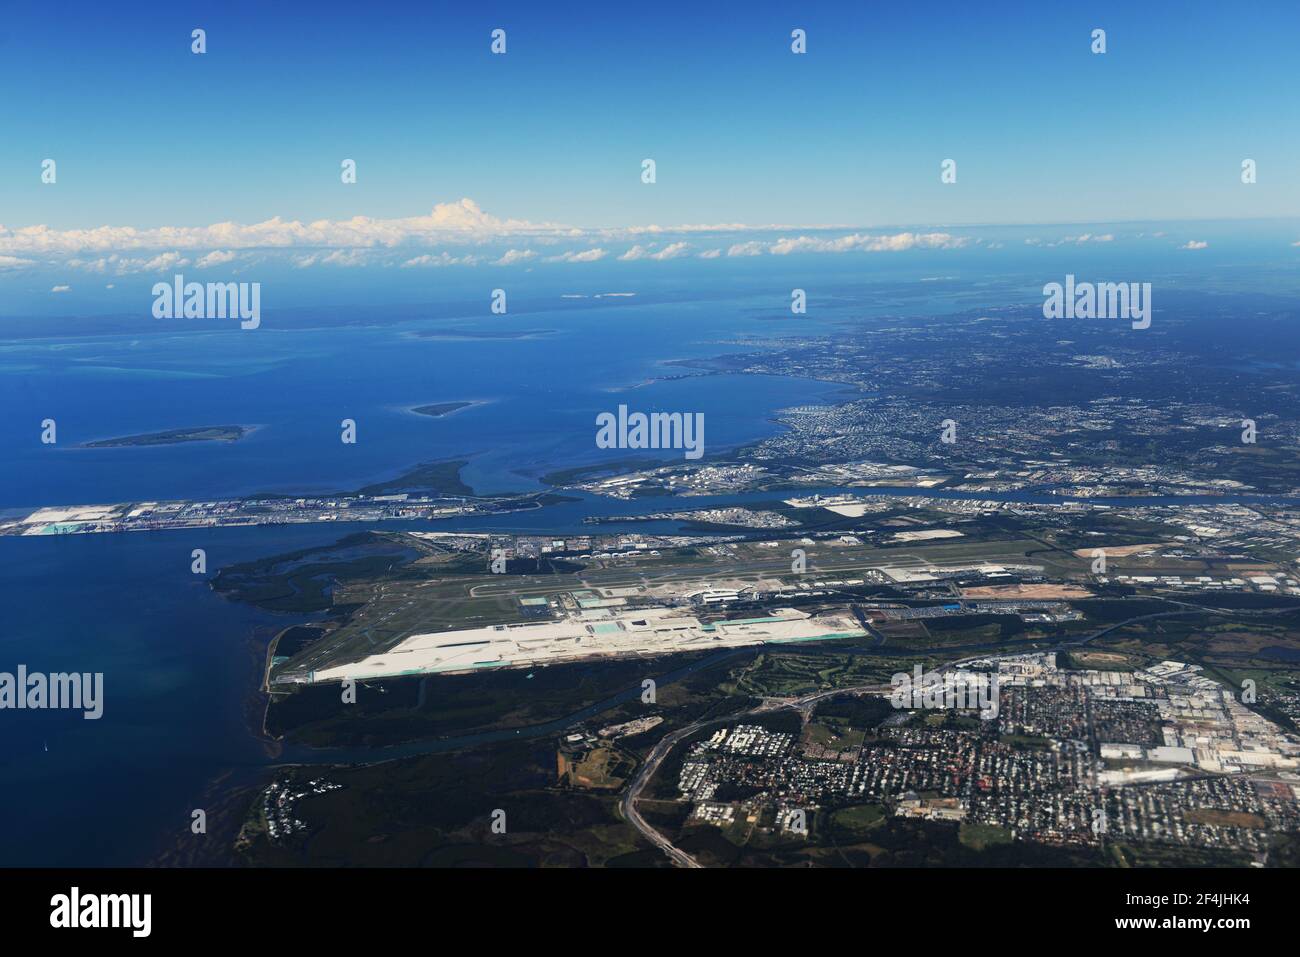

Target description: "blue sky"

left=1, top=0, right=1298, bottom=313
left=3, top=0, right=1297, bottom=228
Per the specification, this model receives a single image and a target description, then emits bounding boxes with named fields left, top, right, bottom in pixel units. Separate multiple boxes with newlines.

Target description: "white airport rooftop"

left=308, top=606, right=864, bottom=681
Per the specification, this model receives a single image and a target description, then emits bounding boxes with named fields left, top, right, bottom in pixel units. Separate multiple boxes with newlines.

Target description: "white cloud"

left=0, top=198, right=1007, bottom=271
left=66, top=251, right=191, bottom=274
left=141, top=251, right=191, bottom=271
left=51, top=285, right=70, bottom=293
left=724, top=232, right=966, bottom=257
left=769, top=232, right=965, bottom=254
left=617, top=220, right=842, bottom=236
left=494, top=248, right=537, bottom=266
left=0, top=200, right=871, bottom=264
left=1026, top=233, right=1113, bottom=248
left=1181, top=240, right=1208, bottom=250
left=196, top=249, right=236, bottom=268
left=619, top=241, right=692, bottom=261
left=0, top=199, right=568, bottom=257
left=67, top=256, right=114, bottom=273
left=399, top=251, right=481, bottom=268
left=296, top=249, right=374, bottom=268
left=546, top=248, right=607, bottom=263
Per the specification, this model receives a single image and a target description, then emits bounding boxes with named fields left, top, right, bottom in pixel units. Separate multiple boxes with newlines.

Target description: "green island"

left=82, top=425, right=251, bottom=448
left=355, top=459, right=477, bottom=497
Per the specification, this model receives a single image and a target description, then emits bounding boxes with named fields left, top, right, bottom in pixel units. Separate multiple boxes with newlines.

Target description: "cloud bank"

left=1, top=199, right=1198, bottom=274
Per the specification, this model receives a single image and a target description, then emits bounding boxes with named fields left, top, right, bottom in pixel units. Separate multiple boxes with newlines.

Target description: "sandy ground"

left=1070, top=543, right=1166, bottom=558
left=961, top=583, right=1092, bottom=599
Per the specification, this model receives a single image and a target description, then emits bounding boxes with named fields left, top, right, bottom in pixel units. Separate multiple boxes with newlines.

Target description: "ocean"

left=0, top=289, right=873, bottom=865
left=0, top=294, right=862, bottom=509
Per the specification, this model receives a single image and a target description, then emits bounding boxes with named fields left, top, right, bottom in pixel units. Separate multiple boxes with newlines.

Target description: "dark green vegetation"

left=269, top=656, right=694, bottom=746
left=722, top=651, right=902, bottom=698
left=1106, top=843, right=1255, bottom=868
left=213, top=500, right=1300, bottom=867
left=212, top=532, right=427, bottom=614
left=539, top=458, right=657, bottom=487
left=1091, top=606, right=1300, bottom=672
left=356, top=459, right=475, bottom=497
left=274, top=625, right=327, bottom=659
left=959, top=823, right=1015, bottom=851
left=234, top=593, right=1300, bottom=867
left=674, top=806, right=1103, bottom=869
left=241, top=741, right=660, bottom=867
left=240, top=651, right=765, bottom=866
left=82, top=424, right=248, bottom=447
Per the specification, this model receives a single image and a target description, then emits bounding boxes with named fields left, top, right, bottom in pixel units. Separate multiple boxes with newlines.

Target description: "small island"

left=82, top=425, right=251, bottom=448
left=410, top=401, right=480, bottom=418
left=413, top=328, right=553, bottom=340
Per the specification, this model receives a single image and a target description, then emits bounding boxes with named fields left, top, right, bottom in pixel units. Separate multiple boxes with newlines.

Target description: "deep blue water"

left=0, top=296, right=867, bottom=865
left=0, top=296, right=856, bottom=508
left=0, top=525, right=349, bottom=866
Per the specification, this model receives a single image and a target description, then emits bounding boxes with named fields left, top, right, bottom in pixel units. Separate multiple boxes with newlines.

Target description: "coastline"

left=149, top=620, right=292, bottom=866
left=77, top=424, right=263, bottom=449
left=401, top=399, right=491, bottom=418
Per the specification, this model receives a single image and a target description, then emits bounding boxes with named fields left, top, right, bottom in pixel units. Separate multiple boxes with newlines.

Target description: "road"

left=618, top=599, right=1264, bottom=867
left=620, top=681, right=890, bottom=868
